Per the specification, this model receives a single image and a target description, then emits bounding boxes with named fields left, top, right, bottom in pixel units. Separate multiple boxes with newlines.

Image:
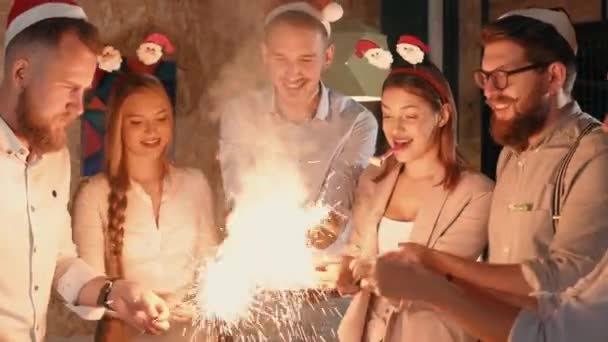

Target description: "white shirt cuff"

left=64, top=304, right=106, bottom=320
left=56, top=258, right=104, bottom=305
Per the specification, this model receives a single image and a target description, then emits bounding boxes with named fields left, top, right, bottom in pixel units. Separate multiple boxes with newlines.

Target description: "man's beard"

left=489, top=92, right=549, bottom=151
left=16, top=88, right=71, bottom=155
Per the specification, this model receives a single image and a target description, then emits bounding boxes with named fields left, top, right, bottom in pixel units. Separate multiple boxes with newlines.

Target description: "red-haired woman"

left=337, top=55, right=494, bottom=342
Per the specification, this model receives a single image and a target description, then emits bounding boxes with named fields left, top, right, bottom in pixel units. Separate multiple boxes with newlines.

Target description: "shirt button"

left=30, top=205, right=35, bottom=212
left=34, top=285, right=39, bottom=291
left=36, top=324, right=40, bottom=331
left=33, top=246, right=37, bottom=253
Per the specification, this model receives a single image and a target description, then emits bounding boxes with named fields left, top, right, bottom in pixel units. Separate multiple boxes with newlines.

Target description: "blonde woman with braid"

left=72, top=73, right=220, bottom=341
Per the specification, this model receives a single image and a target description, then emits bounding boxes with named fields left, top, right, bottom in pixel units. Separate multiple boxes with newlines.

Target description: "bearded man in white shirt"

left=0, top=1, right=170, bottom=341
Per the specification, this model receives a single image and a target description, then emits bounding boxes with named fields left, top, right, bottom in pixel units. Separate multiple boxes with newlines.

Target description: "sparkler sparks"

left=193, top=158, right=343, bottom=341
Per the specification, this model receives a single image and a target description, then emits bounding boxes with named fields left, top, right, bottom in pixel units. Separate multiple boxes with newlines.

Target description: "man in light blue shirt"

left=217, top=1, right=378, bottom=340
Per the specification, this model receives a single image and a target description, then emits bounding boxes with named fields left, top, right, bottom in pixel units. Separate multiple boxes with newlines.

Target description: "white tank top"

left=365, top=218, right=414, bottom=342
left=377, top=217, right=414, bottom=254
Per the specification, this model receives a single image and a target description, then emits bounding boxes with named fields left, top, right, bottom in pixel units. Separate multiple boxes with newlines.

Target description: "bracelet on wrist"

left=97, top=278, right=119, bottom=310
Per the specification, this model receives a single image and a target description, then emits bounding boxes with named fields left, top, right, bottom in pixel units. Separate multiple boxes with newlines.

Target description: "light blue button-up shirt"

left=218, top=84, right=378, bottom=252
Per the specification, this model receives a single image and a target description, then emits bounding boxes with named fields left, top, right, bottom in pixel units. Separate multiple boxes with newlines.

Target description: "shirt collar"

left=506, top=101, right=584, bottom=154
left=271, top=82, right=331, bottom=122
left=528, top=101, right=583, bottom=149
left=129, top=163, right=176, bottom=203
left=0, top=115, right=32, bottom=162
left=314, top=82, right=330, bottom=121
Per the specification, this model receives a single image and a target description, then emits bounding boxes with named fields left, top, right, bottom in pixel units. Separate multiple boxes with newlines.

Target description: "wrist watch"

left=97, top=278, right=118, bottom=310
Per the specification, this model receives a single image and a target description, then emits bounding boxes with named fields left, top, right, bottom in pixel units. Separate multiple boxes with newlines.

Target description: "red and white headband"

left=355, top=34, right=448, bottom=104
left=264, top=1, right=343, bottom=36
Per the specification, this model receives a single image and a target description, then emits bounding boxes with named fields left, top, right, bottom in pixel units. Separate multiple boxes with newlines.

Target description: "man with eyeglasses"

left=371, top=8, right=608, bottom=340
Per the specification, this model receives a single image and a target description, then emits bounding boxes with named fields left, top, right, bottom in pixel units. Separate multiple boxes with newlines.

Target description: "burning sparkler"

left=193, top=157, right=344, bottom=341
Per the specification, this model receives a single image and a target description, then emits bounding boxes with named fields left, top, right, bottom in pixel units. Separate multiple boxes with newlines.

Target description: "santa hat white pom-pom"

left=322, top=2, right=343, bottom=23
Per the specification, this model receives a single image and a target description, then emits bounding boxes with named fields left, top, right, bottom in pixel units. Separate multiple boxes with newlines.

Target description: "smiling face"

left=262, top=17, right=334, bottom=107
left=481, top=39, right=551, bottom=148
left=381, top=86, right=442, bottom=163
left=120, top=86, right=173, bottom=161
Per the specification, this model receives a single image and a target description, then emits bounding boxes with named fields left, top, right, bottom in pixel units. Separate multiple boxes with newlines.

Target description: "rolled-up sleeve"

left=54, top=173, right=105, bottom=320
left=512, top=251, right=608, bottom=342
left=521, top=150, right=608, bottom=292
left=509, top=291, right=608, bottom=342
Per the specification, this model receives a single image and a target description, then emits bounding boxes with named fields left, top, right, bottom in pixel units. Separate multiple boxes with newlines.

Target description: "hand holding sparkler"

left=306, top=210, right=343, bottom=249
left=336, top=256, right=360, bottom=296
left=349, top=256, right=380, bottom=294
left=336, top=255, right=380, bottom=295
left=104, top=282, right=171, bottom=335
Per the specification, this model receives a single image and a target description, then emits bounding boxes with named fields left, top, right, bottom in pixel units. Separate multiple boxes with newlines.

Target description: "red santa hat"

left=397, top=35, right=430, bottom=53
left=5, top=0, right=87, bottom=48
left=355, top=39, right=381, bottom=58
left=142, top=33, right=175, bottom=54
left=265, top=0, right=344, bottom=36
left=499, top=8, right=577, bottom=54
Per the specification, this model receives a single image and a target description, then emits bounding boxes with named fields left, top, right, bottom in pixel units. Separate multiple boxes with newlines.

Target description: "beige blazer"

left=338, top=158, right=494, bottom=342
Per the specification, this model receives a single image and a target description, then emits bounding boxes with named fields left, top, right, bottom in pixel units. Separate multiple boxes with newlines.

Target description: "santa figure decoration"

left=136, top=33, right=175, bottom=66
left=395, top=35, right=429, bottom=65
left=97, top=45, right=122, bottom=72
left=355, top=39, right=393, bottom=70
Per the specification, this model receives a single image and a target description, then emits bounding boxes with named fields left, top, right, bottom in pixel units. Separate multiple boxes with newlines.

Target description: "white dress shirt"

left=71, top=166, right=218, bottom=340
left=0, top=117, right=103, bottom=342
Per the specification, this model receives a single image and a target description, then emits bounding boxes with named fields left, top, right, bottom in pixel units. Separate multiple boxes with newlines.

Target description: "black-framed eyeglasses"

left=473, top=63, right=548, bottom=90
